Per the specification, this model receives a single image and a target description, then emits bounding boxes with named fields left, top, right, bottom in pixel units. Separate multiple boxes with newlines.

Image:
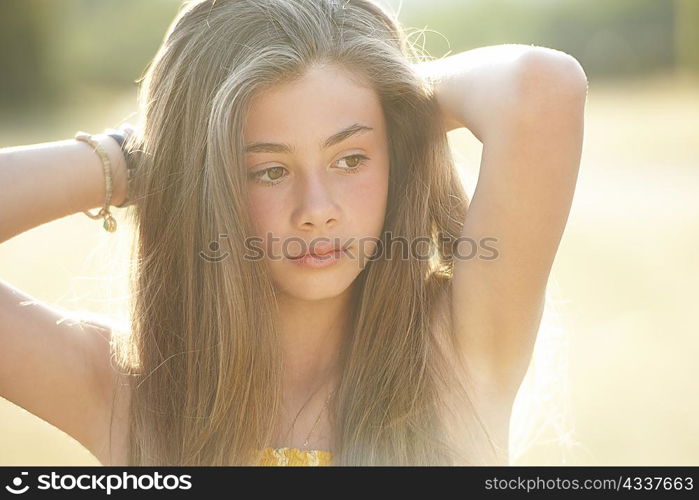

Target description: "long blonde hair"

left=111, top=0, right=503, bottom=465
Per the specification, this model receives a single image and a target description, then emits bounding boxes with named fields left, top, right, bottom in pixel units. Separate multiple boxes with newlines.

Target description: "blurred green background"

left=0, top=0, right=697, bottom=465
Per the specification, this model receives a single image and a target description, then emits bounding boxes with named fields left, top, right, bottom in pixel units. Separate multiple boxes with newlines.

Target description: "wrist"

left=94, top=133, right=128, bottom=208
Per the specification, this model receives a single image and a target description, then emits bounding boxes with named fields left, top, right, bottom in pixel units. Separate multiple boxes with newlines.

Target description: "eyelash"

left=248, top=154, right=370, bottom=186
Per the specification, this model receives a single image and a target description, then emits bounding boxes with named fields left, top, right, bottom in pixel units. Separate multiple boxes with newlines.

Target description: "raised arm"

left=417, top=44, right=588, bottom=401
left=0, top=132, right=130, bottom=463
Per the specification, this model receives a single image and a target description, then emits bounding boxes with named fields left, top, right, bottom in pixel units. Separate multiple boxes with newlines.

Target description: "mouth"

left=289, top=242, right=345, bottom=260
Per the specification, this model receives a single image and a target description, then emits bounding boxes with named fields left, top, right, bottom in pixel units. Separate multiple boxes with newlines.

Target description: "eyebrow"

left=244, top=123, right=374, bottom=155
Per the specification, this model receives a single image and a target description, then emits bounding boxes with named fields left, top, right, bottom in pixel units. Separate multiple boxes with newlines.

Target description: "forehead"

left=243, top=63, right=385, bottom=144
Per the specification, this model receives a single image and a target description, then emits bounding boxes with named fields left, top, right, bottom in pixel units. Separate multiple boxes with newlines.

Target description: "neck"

left=275, top=284, right=354, bottom=392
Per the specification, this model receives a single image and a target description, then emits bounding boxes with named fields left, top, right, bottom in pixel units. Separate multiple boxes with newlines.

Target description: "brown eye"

left=267, top=167, right=284, bottom=180
left=336, top=154, right=369, bottom=172
left=249, top=166, right=288, bottom=186
left=344, top=156, right=360, bottom=168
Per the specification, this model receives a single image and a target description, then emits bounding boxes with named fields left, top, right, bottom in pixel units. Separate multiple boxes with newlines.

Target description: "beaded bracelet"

left=75, top=131, right=118, bottom=232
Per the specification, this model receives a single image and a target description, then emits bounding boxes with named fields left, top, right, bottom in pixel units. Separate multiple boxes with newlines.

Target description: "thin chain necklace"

left=302, top=386, right=337, bottom=448
left=281, top=384, right=337, bottom=450
left=281, top=381, right=325, bottom=442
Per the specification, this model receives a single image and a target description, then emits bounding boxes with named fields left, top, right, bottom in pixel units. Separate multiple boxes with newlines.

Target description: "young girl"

left=0, top=0, right=587, bottom=466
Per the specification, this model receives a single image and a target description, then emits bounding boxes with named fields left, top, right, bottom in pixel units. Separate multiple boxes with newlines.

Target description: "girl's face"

left=243, top=63, right=390, bottom=301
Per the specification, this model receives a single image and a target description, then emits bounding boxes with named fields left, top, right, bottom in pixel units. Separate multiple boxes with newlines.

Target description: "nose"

left=291, top=172, right=340, bottom=231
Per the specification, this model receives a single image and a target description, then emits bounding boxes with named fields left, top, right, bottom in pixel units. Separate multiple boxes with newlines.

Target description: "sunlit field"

left=1, top=71, right=697, bottom=465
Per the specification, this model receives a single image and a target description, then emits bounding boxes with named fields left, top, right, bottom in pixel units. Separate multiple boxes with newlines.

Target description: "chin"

left=272, top=265, right=360, bottom=302
left=278, top=285, right=349, bottom=302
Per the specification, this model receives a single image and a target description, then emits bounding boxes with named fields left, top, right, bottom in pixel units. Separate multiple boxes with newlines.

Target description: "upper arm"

left=451, top=50, right=587, bottom=399
left=0, top=279, right=114, bottom=456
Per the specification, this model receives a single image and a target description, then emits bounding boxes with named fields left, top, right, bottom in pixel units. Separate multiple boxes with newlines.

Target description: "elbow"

left=555, top=52, right=589, bottom=99
left=518, top=48, right=588, bottom=98
left=513, top=49, right=589, bottom=116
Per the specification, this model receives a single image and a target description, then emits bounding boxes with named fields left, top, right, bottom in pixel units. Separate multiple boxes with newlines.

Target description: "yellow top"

left=258, top=447, right=333, bottom=466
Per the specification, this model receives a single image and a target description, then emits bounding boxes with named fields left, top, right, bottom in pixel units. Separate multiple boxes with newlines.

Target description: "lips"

left=290, top=241, right=342, bottom=259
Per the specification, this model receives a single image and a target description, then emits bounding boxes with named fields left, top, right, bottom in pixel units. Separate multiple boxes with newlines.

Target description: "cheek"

left=353, top=165, right=389, bottom=227
left=349, top=166, right=388, bottom=263
left=247, top=194, right=282, bottom=237
left=248, top=197, right=290, bottom=262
